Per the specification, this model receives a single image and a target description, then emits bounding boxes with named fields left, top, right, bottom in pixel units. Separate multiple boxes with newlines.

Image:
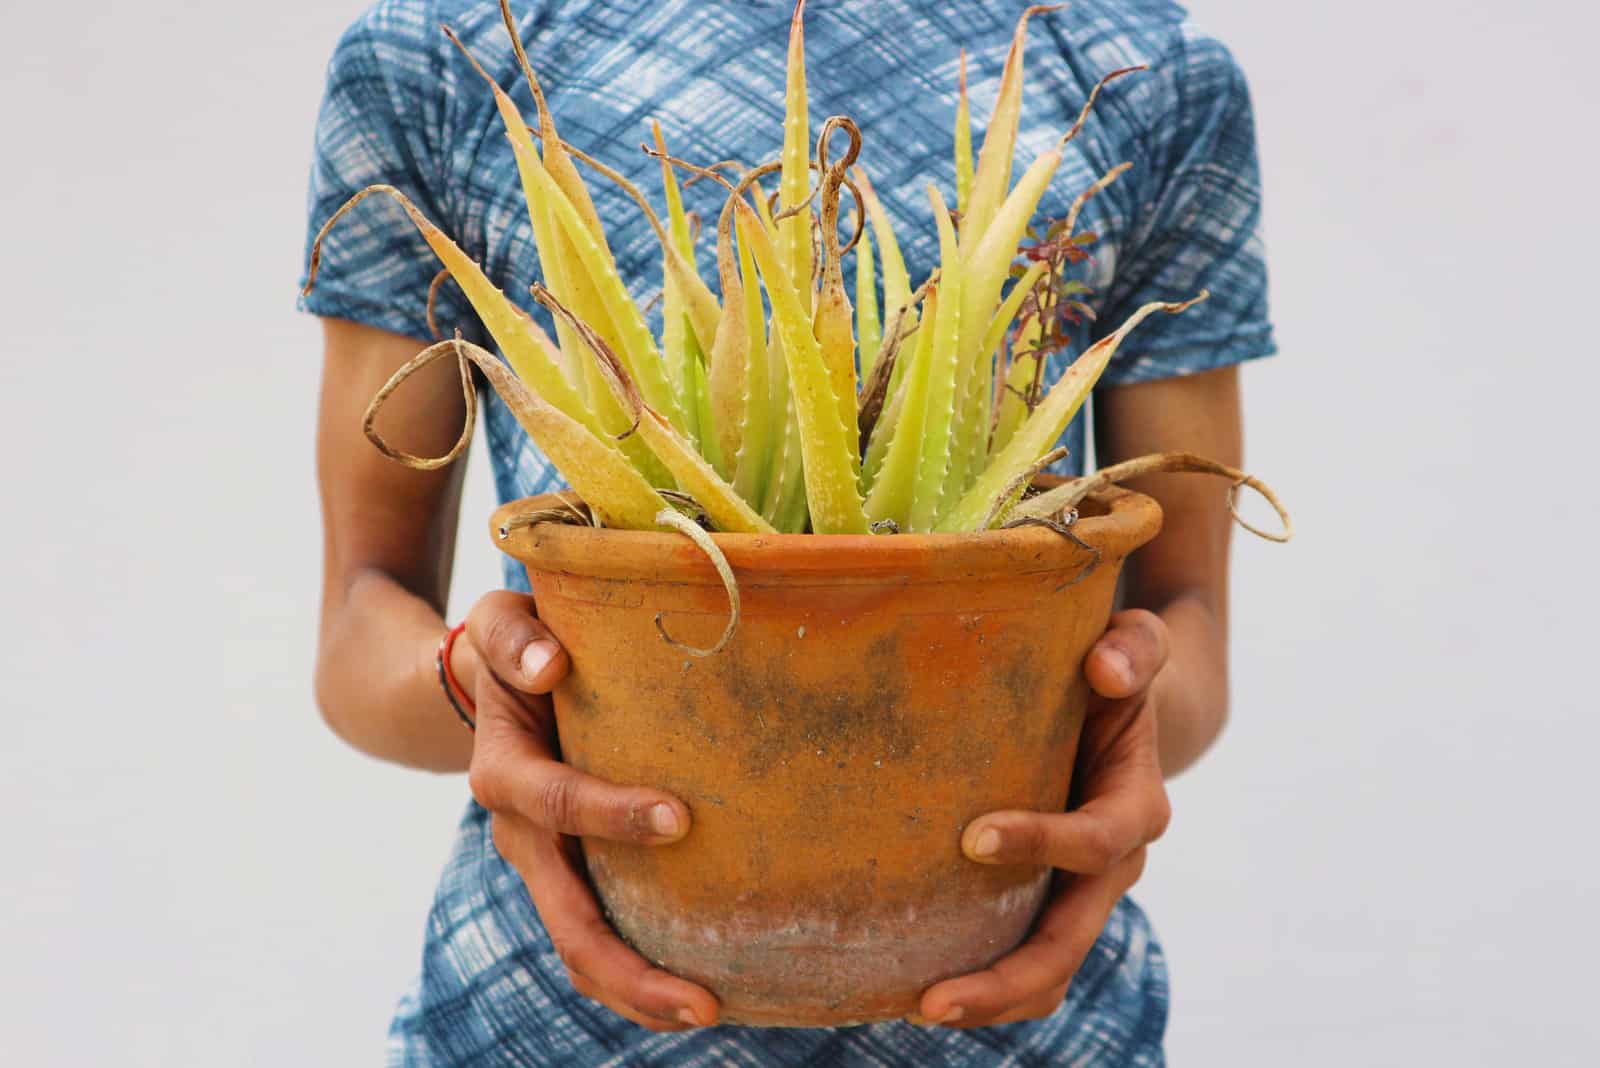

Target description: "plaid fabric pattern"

left=299, top=1, right=1274, bottom=1061
left=386, top=801, right=1168, bottom=1067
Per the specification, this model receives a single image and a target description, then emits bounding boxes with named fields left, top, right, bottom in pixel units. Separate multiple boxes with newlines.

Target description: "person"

left=300, top=0, right=1273, bottom=1062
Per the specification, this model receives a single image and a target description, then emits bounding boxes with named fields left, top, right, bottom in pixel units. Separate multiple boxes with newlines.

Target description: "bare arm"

left=1094, top=364, right=1241, bottom=777
left=313, top=315, right=477, bottom=771
left=311, top=316, right=717, bottom=1028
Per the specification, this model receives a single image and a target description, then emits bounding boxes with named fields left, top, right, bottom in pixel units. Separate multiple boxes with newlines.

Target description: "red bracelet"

left=436, top=622, right=476, bottom=730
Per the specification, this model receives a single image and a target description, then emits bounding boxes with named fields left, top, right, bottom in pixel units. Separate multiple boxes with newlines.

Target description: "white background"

left=1, top=1, right=1595, bottom=1064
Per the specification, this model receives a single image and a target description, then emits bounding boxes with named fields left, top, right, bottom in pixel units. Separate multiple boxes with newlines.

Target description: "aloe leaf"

left=854, top=168, right=915, bottom=379
left=960, top=4, right=1064, bottom=249
left=444, top=33, right=592, bottom=397
left=982, top=262, right=1049, bottom=360
left=761, top=331, right=804, bottom=527
left=943, top=260, right=1048, bottom=498
left=737, top=199, right=867, bottom=534
left=653, top=125, right=696, bottom=434
left=937, top=293, right=1208, bottom=532
left=653, top=122, right=697, bottom=262
left=732, top=215, right=776, bottom=506
left=496, top=135, right=676, bottom=483
left=306, top=185, right=592, bottom=430
left=441, top=22, right=677, bottom=488
left=813, top=117, right=862, bottom=446
left=990, top=307, right=1043, bottom=456
left=456, top=337, right=666, bottom=529
left=661, top=266, right=694, bottom=432
left=488, top=4, right=605, bottom=240
left=864, top=285, right=938, bottom=527
left=780, top=0, right=815, bottom=312
left=686, top=323, right=718, bottom=468
left=510, top=137, right=688, bottom=435
left=697, top=178, right=759, bottom=484
left=906, top=186, right=964, bottom=531
left=749, top=182, right=805, bottom=524
left=535, top=285, right=775, bottom=534
left=861, top=363, right=909, bottom=494
left=556, top=137, right=721, bottom=359
left=855, top=223, right=880, bottom=379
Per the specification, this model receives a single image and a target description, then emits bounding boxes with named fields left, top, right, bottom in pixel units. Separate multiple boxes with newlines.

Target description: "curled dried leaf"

left=653, top=508, right=742, bottom=657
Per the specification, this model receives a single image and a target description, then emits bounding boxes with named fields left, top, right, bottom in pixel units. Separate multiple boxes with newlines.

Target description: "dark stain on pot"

left=993, top=648, right=1046, bottom=713
left=715, top=629, right=917, bottom=779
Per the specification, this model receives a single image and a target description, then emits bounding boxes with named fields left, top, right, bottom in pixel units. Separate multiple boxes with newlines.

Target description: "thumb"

left=465, top=590, right=571, bottom=694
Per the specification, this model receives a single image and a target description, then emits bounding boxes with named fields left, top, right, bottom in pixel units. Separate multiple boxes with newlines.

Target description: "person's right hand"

left=458, top=590, right=721, bottom=1031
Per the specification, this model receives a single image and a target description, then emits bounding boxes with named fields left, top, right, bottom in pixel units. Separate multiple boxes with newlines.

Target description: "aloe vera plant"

left=306, top=0, right=1221, bottom=536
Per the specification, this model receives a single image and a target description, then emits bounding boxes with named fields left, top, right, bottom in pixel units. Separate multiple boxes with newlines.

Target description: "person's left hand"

left=912, top=609, right=1175, bottom=1028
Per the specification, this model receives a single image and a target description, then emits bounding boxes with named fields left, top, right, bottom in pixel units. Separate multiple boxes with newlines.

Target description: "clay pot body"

left=492, top=485, right=1161, bottom=1026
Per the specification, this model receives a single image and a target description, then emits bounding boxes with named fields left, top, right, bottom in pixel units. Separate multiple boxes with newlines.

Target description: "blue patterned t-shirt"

left=300, top=1, right=1272, bottom=1063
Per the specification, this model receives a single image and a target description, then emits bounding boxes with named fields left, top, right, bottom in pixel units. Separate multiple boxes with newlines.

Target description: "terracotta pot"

left=491, top=484, right=1161, bottom=1027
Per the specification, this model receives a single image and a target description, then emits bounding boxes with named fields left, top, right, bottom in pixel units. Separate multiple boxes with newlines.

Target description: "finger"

left=962, top=765, right=1168, bottom=871
left=1083, top=608, right=1169, bottom=699
left=907, top=984, right=1062, bottom=1026
left=491, top=815, right=720, bottom=1028
left=920, top=851, right=1146, bottom=1027
left=466, top=589, right=571, bottom=693
left=470, top=684, right=691, bottom=844
left=568, top=971, right=696, bottom=1033
left=980, top=981, right=1069, bottom=1027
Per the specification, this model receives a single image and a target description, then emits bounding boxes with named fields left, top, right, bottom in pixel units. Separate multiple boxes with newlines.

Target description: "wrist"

left=447, top=623, right=483, bottom=699
left=1149, top=595, right=1228, bottom=775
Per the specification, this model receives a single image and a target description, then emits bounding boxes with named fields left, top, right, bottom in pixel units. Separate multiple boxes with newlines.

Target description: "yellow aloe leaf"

left=938, top=294, right=1208, bottom=532
left=906, top=186, right=965, bottom=531
left=943, top=260, right=1048, bottom=498
left=535, top=285, right=775, bottom=534
left=305, top=185, right=592, bottom=430
left=703, top=164, right=758, bottom=482
left=456, top=337, right=666, bottom=529
left=960, top=4, right=1064, bottom=250
left=990, top=307, right=1043, bottom=456
left=855, top=221, right=880, bottom=379
left=780, top=0, right=815, bottom=312
left=864, top=285, right=939, bottom=527
left=813, top=117, right=862, bottom=445
left=559, top=137, right=722, bottom=357
left=749, top=180, right=805, bottom=525
left=761, top=331, right=806, bottom=528
left=732, top=213, right=776, bottom=506
left=860, top=362, right=909, bottom=494
left=982, top=261, right=1048, bottom=367
left=492, top=1, right=604, bottom=240
left=510, top=137, right=689, bottom=434
left=854, top=167, right=914, bottom=378
left=737, top=198, right=867, bottom=534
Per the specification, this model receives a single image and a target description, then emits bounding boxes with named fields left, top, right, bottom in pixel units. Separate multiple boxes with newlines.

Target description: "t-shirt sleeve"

left=1095, top=27, right=1275, bottom=386
left=296, top=0, right=474, bottom=343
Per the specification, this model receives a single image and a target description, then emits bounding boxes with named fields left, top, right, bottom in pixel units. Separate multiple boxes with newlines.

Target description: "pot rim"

left=492, top=483, right=1162, bottom=584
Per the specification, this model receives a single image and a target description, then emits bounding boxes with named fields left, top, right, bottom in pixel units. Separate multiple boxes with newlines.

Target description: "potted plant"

left=305, top=0, right=1289, bottom=1025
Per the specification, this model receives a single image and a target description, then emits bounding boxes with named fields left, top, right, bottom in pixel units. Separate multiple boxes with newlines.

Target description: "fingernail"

left=970, top=826, right=1002, bottom=859
left=1100, top=647, right=1132, bottom=687
left=650, top=803, right=682, bottom=837
left=917, top=1006, right=962, bottom=1026
left=521, top=640, right=557, bottom=680
left=676, top=1007, right=702, bottom=1027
